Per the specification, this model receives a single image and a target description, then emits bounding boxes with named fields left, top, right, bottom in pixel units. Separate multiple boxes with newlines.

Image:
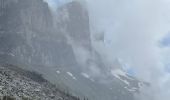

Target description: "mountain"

left=0, top=0, right=78, bottom=69
left=0, top=0, right=146, bottom=100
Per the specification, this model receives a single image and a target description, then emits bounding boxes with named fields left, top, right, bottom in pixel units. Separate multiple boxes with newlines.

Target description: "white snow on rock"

left=111, top=69, right=127, bottom=78
left=67, top=72, right=77, bottom=80
left=122, top=80, right=130, bottom=85
left=111, top=69, right=131, bottom=85
left=111, top=69, right=134, bottom=79
left=124, top=87, right=138, bottom=92
left=81, top=73, right=90, bottom=79
left=81, top=73, right=95, bottom=82
left=56, top=70, right=61, bottom=74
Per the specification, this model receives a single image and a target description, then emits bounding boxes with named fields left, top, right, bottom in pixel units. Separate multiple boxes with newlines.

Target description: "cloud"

left=45, top=0, right=170, bottom=99
left=44, top=0, right=72, bottom=9
left=84, top=0, right=170, bottom=99
left=160, top=33, right=170, bottom=47
left=86, top=0, right=164, bottom=80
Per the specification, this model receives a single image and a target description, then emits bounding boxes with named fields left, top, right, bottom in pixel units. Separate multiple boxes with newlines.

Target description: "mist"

left=85, top=0, right=170, bottom=100
left=44, top=0, right=170, bottom=99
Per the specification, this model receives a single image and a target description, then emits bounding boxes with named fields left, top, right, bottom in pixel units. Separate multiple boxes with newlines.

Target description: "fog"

left=44, top=0, right=170, bottom=99
left=86, top=0, right=170, bottom=100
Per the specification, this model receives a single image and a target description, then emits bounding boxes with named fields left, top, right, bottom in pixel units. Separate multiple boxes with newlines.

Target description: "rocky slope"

left=0, top=64, right=79, bottom=100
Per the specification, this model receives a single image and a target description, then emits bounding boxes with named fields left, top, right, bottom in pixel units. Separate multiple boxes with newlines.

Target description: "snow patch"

left=56, top=70, right=60, bottom=74
left=124, top=87, right=138, bottom=92
left=67, top=72, right=77, bottom=80
left=111, top=69, right=130, bottom=85
left=122, top=80, right=130, bottom=85
left=112, top=68, right=134, bottom=80
left=81, top=73, right=90, bottom=79
left=81, top=73, right=95, bottom=82
left=111, top=69, right=127, bottom=78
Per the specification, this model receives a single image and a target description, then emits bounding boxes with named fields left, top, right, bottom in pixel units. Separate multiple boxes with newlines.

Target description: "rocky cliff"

left=0, top=0, right=79, bottom=69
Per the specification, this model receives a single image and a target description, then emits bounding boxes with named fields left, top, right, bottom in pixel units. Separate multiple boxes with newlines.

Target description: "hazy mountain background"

left=0, top=0, right=158, bottom=100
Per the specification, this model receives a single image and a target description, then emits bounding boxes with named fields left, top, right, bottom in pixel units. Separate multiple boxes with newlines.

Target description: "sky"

left=43, top=0, right=72, bottom=9
left=161, top=33, right=170, bottom=47
left=44, top=0, right=170, bottom=100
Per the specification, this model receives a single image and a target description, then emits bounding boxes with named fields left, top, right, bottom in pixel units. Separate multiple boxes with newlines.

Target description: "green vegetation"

left=1, top=96, right=15, bottom=100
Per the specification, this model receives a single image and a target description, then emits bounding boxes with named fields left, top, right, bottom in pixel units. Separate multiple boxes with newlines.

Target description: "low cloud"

left=85, top=0, right=170, bottom=100
left=45, top=0, right=170, bottom=99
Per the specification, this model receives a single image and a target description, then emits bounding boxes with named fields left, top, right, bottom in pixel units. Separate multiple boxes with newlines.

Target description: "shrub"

left=2, top=96, right=15, bottom=100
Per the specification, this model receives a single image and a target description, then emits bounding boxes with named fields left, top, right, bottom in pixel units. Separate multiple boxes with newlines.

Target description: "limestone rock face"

left=0, top=0, right=80, bottom=69
left=56, top=1, right=91, bottom=49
